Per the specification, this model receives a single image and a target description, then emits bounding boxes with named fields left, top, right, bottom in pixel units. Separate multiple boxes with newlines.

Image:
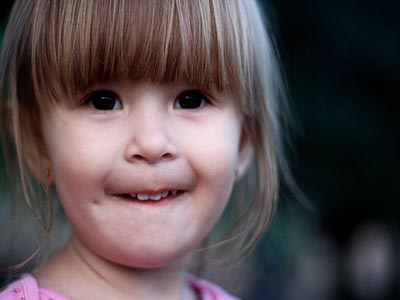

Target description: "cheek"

left=182, top=117, right=242, bottom=204
left=50, top=139, right=94, bottom=179
left=45, top=125, right=115, bottom=201
left=185, top=117, right=242, bottom=179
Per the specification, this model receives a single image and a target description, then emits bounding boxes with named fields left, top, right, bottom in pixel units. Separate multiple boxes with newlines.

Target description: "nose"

left=124, top=112, right=177, bottom=164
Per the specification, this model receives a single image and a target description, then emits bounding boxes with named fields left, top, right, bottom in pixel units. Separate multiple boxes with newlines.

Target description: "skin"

left=35, top=80, right=252, bottom=300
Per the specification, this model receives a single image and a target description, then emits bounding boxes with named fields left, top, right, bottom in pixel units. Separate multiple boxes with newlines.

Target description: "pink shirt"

left=0, top=274, right=239, bottom=300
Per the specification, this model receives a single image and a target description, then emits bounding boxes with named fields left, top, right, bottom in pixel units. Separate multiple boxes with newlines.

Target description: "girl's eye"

left=173, top=90, right=209, bottom=109
left=83, top=90, right=122, bottom=110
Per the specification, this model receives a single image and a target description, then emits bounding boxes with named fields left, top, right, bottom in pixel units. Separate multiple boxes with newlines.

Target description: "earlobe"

left=42, top=165, right=54, bottom=183
left=236, top=131, right=253, bottom=180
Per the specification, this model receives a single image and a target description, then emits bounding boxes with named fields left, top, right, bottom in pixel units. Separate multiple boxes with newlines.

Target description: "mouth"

left=116, top=190, right=184, bottom=202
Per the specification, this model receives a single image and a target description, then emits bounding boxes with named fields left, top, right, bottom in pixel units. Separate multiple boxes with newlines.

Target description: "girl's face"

left=41, top=80, right=251, bottom=268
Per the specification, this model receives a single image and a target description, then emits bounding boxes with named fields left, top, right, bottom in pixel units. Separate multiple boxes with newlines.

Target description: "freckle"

left=13, top=288, right=21, bottom=293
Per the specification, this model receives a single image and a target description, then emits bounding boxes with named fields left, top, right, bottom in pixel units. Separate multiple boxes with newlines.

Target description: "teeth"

left=129, top=190, right=179, bottom=201
left=137, top=194, right=149, bottom=201
left=149, top=193, right=162, bottom=200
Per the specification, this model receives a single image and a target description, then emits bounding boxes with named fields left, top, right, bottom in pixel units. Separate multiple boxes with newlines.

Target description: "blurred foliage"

left=267, top=0, right=400, bottom=235
left=263, top=0, right=400, bottom=298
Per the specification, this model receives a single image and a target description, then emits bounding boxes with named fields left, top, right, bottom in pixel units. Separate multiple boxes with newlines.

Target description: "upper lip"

left=104, top=166, right=196, bottom=198
left=113, top=188, right=182, bottom=195
left=109, top=185, right=187, bottom=197
left=113, top=189, right=182, bottom=201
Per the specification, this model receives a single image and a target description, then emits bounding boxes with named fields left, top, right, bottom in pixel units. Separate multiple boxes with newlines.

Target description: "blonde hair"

left=0, top=0, right=287, bottom=264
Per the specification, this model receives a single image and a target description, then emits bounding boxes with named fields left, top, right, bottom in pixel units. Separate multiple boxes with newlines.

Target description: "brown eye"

left=84, top=90, right=122, bottom=110
left=173, top=90, right=209, bottom=109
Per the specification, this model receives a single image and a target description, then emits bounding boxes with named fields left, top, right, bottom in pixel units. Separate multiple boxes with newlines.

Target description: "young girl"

left=0, top=0, right=287, bottom=299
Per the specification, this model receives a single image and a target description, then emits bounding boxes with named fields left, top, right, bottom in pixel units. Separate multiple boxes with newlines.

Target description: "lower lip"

left=114, top=191, right=185, bottom=206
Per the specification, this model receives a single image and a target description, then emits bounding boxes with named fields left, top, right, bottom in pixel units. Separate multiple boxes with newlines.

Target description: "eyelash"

left=83, top=90, right=122, bottom=111
left=82, top=89, right=211, bottom=111
left=173, top=90, right=210, bottom=110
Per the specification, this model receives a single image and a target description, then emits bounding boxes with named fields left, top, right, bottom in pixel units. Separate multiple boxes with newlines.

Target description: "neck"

left=35, top=236, right=197, bottom=300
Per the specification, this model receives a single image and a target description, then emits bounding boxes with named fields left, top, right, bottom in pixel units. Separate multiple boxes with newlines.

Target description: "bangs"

left=27, top=0, right=254, bottom=106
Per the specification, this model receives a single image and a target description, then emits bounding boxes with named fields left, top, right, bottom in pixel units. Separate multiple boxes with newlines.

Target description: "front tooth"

left=137, top=194, right=149, bottom=200
left=149, top=193, right=162, bottom=201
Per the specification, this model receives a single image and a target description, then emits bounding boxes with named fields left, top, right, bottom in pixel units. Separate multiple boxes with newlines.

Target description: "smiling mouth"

left=118, top=190, right=183, bottom=201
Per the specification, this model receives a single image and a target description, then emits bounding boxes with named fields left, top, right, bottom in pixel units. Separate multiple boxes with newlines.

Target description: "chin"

left=98, top=242, right=195, bottom=270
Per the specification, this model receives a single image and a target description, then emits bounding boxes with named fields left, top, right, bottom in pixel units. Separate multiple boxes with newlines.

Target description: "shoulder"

left=187, top=275, right=241, bottom=300
left=0, top=274, right=40, bottom=300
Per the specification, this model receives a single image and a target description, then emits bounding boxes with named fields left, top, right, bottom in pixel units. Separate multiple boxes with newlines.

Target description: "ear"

left=236, top=130, right=253, bottom=180
left=5, top=100, right=53, bottom=184
left=20, top=125, right=54, bottom=184
left=24, top=143, right=54, bottom=184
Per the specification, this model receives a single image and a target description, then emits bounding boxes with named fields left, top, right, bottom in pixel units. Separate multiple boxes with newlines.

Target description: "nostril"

left=124, top=133, right=177, bottom=164
left=160, top=152, right=174, bottom=160
left=132, top=154, right=147, bottom=161
left=131, top=151, right=173, bottom=164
